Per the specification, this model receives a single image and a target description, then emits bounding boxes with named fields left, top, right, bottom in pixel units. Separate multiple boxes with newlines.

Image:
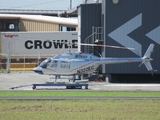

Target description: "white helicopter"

left=33, top=42, right=155, bottom=82
left=33, top=42, right=135, bottom=74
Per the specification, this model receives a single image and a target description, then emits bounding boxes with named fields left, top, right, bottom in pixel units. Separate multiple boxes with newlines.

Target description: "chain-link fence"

left=0, top=55, right=46, bottom=72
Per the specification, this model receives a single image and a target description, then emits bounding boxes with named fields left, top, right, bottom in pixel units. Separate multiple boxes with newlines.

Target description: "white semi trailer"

left=0, top=31, right=78, bottom=58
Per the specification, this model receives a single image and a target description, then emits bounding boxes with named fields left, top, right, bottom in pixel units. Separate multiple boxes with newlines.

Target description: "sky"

left=0, top=0, right=83, bottom=10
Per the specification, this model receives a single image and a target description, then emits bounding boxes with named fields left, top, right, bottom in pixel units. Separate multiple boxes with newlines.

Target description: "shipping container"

left=0, top=31, right=78, bottom=58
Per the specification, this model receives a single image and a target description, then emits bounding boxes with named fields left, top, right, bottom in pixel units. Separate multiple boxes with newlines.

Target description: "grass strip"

left=0, top=99, right=160, bottom=120
left=0, top=91, right=160, bottom=97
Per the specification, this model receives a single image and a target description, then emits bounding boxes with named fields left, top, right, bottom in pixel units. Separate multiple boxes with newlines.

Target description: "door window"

left=51, top=60, right=58, bottom=68
left=61, top=61, right=70, bottom=69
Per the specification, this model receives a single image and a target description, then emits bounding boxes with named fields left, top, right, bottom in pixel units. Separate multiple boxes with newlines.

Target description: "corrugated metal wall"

left=103, top=0, right=160, bottom=74
left=79, top=3, right=102, bottom=54
left=20, top=19, right=59, bottom=31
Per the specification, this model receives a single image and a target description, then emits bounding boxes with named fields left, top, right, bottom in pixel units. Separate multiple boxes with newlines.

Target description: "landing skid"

left=10, top=79, right=89, bottom=90
left=32, top=82, right=88, bottom=90
left=10, top=75, right=89, bottom=90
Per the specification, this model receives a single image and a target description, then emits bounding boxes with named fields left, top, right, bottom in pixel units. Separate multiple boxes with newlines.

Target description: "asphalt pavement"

left=0, top=71, right=160, bottom=91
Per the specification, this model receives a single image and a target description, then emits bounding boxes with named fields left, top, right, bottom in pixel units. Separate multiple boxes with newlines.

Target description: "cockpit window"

left=39, top=58, right=51, bottom=68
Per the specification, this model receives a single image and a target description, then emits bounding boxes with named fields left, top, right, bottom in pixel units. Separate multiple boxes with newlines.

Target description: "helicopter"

left=33, top=42, right=155, bottom=82
left=33, top=41, right=136, bottom=74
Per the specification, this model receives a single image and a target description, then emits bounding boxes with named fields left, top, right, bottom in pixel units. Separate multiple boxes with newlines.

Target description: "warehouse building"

left=78, top=0, right=160, bottom=82
left=0, top=14, right=78, bottom=32
left=0, top=14, right=78, bottom=70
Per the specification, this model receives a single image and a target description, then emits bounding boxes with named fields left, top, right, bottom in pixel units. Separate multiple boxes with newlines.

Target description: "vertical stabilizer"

left=143, top=44, right=154, bottom=59
left=139, top=44, right=154, bottom=71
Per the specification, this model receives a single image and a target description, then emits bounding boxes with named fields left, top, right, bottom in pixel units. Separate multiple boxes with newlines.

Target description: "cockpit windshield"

left=39, top=58, right=51, bottom=68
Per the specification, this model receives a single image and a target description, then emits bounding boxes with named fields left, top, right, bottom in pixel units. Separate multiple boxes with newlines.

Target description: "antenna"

left=68, top=41, right=72, bottom=52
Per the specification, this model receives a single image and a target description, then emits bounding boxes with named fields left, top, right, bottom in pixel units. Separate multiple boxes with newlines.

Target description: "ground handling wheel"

left=32, top=85, right=36, bottom=90
left=85, top=86, right=88, bottom=89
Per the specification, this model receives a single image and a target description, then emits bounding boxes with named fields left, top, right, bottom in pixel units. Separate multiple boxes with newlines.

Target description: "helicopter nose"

left=32, top=66, right=44, bottom=75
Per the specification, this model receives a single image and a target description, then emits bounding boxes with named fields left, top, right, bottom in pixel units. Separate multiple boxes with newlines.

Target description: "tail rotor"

left=139, top=43, right=156, bottom=73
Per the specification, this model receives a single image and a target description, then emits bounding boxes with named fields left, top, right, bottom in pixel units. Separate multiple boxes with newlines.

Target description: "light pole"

left=6, top=41, right=10, bottom=73
left=70, top=0, right=72, bottom=9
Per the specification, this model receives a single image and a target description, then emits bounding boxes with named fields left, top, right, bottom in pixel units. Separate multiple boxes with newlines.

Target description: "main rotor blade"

left=51, top=41, right=135, bottom=50
left=80, top=43, right=135, bottom=50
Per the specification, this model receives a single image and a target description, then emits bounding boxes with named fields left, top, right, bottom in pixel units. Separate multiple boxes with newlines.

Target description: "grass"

left=0, top=99, right=160, bottom=120
left=0, top=91, right=160, bottom=119
left=0, top=91, right=160, bottom=97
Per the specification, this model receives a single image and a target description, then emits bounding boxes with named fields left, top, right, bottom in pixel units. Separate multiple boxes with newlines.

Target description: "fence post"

left=24, top=55, right=25, bottom=71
